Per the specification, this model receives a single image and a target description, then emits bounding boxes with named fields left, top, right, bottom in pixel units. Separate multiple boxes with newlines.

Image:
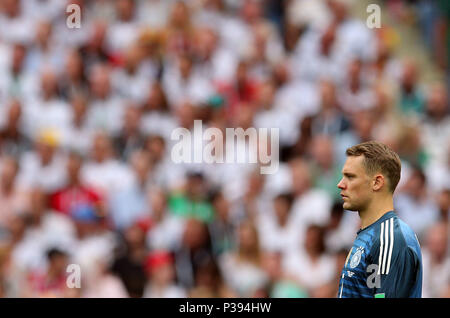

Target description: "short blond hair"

left=346, top=141, right=401, bottom=193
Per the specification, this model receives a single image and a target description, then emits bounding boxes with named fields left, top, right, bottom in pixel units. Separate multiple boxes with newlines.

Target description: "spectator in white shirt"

left=17, top=131, right=67, bottom=194
left=422, top=222, right=450, bottom=297
left=85, top=64, right=124, bottom=135
left=23, top=68, right=71, bottom=139
left=0, top=0, right=35, bottom=44
left=146, top=188, right=185, bottom=252
left=106, top=0, right=141, bottom=55
left=81, top=131, right=134, bottom=198
left=162, top=53, right=216, bottom=108
left=24, top=20, right=64, bottom=74
left=111, top=45, right=152, bottom=103
left=394, top=166, right=440, bottom=241
left=282, top=224, right=335, bottom=296
left=258, top=192, right=300, bottom=255
left=219, top=220, right=269, bottom=297
left=63, top=94, right=93, bottom=156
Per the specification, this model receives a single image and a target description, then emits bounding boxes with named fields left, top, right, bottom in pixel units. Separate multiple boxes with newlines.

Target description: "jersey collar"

left=356, top=210, right=396, bottom=235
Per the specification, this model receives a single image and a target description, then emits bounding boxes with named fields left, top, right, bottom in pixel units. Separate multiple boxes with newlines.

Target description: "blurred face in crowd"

left=67, top=153, right=82, bottom=184
left=375, top=40, right=390, bottom=64
left=426, top=83, right=448, bottom=120
left=272, top=62, right=289, bottom=86
left=71, top=95, right=87, bottom=125
left=274, top=195, right=291, bottom=227
left=123, top=104, right=141, bottom=135
left=187, top=174, right=207, bottom=200
left=241, top=0, right=262, bottom=24
left=12, top=44, right=26, bottom=73
left=236, top=60, right=249, bottom=84
left=36, top=141, right=55, bottom=166
left=327, top=0, right=348, bottom=23
left=8, top=215, right=26, bottom=242
left=401, top=59, right=418, bottom=91
left=320, top=23, right=336, bottom=56
left=351, top=110, right=374, bottom=141
left=319, top=80, right=337, bottom=110
left=169, top=1, right=190, bottom=29
left=304, top=225, right=325, bottom=256
left=6, top=99, right=22, bottom=129
left=238, top=222, right=258, bottom=253
left=403, top=168, right=426, bottom=198
left=252, top=23, right=269, bottom=61
left=3, top=0, right=20, bottom=17
left=437, top=189, right=449, bottom=217
left=398, top=126, right=421, bottom=159
left=337, top=155, right=373, bottom=211
left=48, top=251, right=69, bottom=276
left=183, top=218, right=209, bottom=250
left=89, top=65, right=111, bottom=99
left=149, top=189, right=167, bottom=220
left=246, top=170, right=265, bottom=197
left=147, top=82, right=168, bottom=112
left=204, top=0, right=224, bottom=11
left=193, top=28, right=217, bottom=61
left=175, top=102, right=195, bottom=129
left=261, top=252, right=282, bottom=281
left=233, top=105, right=254, bottom=129
left=41, top=69, right=58, bottom=100
left=212, top=193, right=230, bottom=222
left=29, top=188, right=46, bottom=216
left=146, top=135, right=165, bottom=163
left=348, top=59, right=362, bottom=90
left=148, top=256, right=175, bottom=287
left=91, top=133, right=112, bottom=162
left=178, top=54, right=193, bottom=79
left=65, top=50, right=83, bottom=80
left=425, top=223, right=448, bottom=261
left=373, top=84, right=392, bottom=116
left=310, top=135, right=334, bottom=170
left=88, top=21, right=107, bottom=50
left=124, top=45, right=142, bottom=73
left=1, top=157, right=19, bottom=190
left=194, top=259, right=221, bottom=292
left=256, top=79, right=276, bottom=110
left=116, top=0, right=135, bottom=22
left=129, top=150, right=151, bottom=185
left=124, top=224, right=146, bottom=249
left=36, top=20, right=52, bottom=47
left=290, top=158, right=311, bottom=196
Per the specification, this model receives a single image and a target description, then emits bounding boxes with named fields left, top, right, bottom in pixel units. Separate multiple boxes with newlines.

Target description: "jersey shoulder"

left=367, top=214, right=421, bottom=274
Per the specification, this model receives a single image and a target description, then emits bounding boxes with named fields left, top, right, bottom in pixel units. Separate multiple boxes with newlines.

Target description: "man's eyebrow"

left=342, top=172, right=356, bottom=177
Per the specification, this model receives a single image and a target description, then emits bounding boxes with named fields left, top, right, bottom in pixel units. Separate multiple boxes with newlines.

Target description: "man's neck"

left=359, top=195, right=394, bottom=230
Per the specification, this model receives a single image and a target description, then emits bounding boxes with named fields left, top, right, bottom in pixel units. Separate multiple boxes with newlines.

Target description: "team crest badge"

left=350, top=247, right=364, bottom=268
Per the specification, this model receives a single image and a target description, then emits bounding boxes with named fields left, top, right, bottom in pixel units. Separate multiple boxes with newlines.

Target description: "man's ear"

left=372, top=174, right=384, bottom=191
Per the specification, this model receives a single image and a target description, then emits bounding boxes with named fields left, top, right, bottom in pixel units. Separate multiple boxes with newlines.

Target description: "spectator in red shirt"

left=26, top=248, right=71, bottom=298
left=216, top=59, right=261, bottom=119
left=50, top=152, right=102, bottom=218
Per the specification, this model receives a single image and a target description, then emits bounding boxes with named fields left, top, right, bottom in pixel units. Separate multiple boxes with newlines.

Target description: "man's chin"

left=343, top=202, right=358, bottom=211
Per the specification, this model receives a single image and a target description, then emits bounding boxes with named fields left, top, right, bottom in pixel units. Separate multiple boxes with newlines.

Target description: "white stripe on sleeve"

left=378, top=221, right=384, bottom=275
left=382, top=220, right=389, bottom=274
left=386, top=218, right=394, bottom=274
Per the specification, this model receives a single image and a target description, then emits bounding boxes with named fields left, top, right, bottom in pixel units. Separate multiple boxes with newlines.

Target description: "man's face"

left=337, top=156, right=373, bottom=211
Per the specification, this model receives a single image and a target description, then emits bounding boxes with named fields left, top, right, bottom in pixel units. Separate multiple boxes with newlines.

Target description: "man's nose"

left=337, top=179, right=345, bottom=189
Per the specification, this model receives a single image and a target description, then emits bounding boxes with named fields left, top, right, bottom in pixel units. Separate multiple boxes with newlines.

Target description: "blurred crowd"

left=0, top=0, right=448, bottom=298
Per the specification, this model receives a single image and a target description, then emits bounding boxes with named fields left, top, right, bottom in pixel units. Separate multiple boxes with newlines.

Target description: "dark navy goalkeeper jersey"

left=338, top=211, right=422, bottom=298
